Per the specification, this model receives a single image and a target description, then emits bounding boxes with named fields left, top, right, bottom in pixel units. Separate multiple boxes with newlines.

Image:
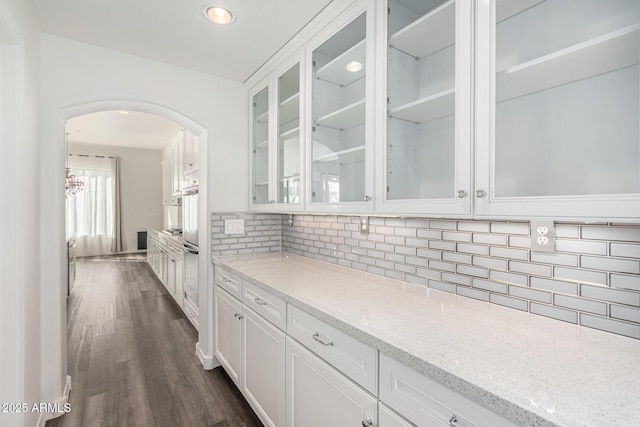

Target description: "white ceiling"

left=66, top=111, right=182, bottom=151
left=32, top=0, right=334, bottom=82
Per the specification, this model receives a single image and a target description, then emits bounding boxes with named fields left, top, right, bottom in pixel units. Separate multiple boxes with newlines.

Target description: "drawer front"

left=287, top=304, right=377, bottom=395
left=379, top=354, right=516, bottom=427
left=183, top=296, right=199, bottom=331
left=215, top=266, right=242, bottom=298
left=242, top=280, right=286, bottom=330
left=379, top=403, right=415, bottom=427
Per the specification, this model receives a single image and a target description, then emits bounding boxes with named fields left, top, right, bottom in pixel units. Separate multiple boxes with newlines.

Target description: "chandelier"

left=65, top=131, right=84, bottom=196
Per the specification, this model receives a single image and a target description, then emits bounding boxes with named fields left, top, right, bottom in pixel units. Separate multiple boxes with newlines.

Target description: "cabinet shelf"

left=255, top=139, right=269, bottom=149
left=280, top=126, right=300, bottom=139
left=313, top=145, right=365, bottom=163
left=496, top=24, right=640, bottom=102
left=255, top=110, right=269, bottom=124
left=316, top=99, right=365, bottom=130
left=316, top=39, right=366, bottom=86
left=389, top=0, right=454, bottom=59
left=496, top=0, right=544, bottom=23
left=279, top=92, right=300, bottom=124
left=389, top=88, right=455, bottom=123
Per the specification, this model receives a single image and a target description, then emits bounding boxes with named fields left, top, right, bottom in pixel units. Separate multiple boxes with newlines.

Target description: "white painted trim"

left=196, top=341, right=219, bottom=370
left=36, top=375, right=72, bottom=427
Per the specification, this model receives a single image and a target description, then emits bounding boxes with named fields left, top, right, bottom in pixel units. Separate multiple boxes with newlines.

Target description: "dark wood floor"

left=47, top=254, right=262, bottom=427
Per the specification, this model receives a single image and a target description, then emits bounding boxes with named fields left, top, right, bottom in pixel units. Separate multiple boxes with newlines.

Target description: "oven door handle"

left=183, top=242, right=199, bottom=255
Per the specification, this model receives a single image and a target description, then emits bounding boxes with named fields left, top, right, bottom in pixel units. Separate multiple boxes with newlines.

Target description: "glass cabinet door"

left=277, top=63, right=302, bottom=205
left=381, top=0, right=471, bottom=216
left=252, top=86, right=270, bottom=206
left=311, top=13, right=369, bottom=206
left=476, top=0, right=640, bottom=219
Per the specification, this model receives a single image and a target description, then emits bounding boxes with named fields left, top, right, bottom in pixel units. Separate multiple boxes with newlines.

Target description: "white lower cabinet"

left=285, top=337, right=377, bottom=427
left=379, top=354, right=516, bottom=427
left=242, top=306, right=286, bottom=427
left=378, top=402, right=414, bottom=427
left=214, top=286, right=242, bottom=385
left=214, top=284, right=286, bottom=427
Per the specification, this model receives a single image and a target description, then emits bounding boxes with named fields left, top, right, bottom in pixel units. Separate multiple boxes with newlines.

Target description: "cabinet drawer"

left=242, top=280, right=286, bottom=330
left=380, top=354, right=516, bottom=427
left=215, top=266, right=241, bottom=298
left=287, top=304, right=377, bottom=395
left=183, top=297, right=199, bottom=331
left=379, top=402, right=415, bottom=427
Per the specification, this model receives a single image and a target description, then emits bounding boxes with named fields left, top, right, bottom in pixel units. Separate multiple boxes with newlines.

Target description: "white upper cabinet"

left=250, top=57, right=306, bottom=212
left=377, top=0, right=473, bottom=216
left=308, top=1, right=375, bottom=213
left=250, top=82, right=272, bottom=209
left=475, top=0, right=640, bottom=220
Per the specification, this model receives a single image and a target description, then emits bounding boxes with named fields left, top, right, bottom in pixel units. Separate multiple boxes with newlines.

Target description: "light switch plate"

left=531, top=220, right=555, bottom=253
left=225, top=219, right=245, bottom=235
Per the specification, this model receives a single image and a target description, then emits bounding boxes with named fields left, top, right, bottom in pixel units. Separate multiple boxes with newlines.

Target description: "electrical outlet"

left=288, top=214, right=294, bottom=227
left=224, top=219, right=245, bottom=235
left=360, top=216, right=369, bottom=234
left=531, top=220, right=555, bottom=253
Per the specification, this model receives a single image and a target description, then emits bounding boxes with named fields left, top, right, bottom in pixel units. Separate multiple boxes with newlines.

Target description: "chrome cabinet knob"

left=449, top=415, right=459, bottom=426
left=363, top=195, right=372, bottom=202
left=361, top=418, right=373, bottom=427
left=475, top=189, right=486, bottom=198
left=457, top=189, right=467, bottom=198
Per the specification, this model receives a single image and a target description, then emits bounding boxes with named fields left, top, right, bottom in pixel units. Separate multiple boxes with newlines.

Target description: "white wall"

left=68, top=142, right=164, bottom=253
left=40, top=33, right=248, bottom=414
left=0, top=1, right=42, bottom=426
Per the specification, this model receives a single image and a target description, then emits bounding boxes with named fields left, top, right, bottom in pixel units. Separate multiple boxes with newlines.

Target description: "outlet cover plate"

left=225, top=219, right=245, bottom=235
left=531, top=220, right=555, bottom=253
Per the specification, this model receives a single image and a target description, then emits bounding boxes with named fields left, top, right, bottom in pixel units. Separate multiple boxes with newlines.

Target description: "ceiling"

left=32, top=0, right=334, bottom=82
left=66, top=111, right=182, bottom=151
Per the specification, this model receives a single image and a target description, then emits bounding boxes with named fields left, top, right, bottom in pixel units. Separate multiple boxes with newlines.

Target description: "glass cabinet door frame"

left=272, top=54, right=306, bottom=212
left=475, top=0, right=640, bottom=221
left=375, top=0, right=473, bottom=217
left=248, top=76, right=275, bottom=211
left=304, top=0, right=376, bottom=214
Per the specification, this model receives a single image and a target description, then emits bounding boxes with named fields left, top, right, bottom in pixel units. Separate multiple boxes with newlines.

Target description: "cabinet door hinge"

left=252, top=149, right=256, bottom=154
left=252, top=196, right=256, bottom=202
left=388, top=6, right=390, bottom=14
left=387, top=96, right=390, bottom=104
left=312, top=60, right=316, bottom=67
left=387, top=186, right=390, bottom=193
left=312, top=126, right=316, bottom=133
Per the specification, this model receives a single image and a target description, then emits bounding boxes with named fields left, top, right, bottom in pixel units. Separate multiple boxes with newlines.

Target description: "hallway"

left=47, top=255, right=262, bottom=427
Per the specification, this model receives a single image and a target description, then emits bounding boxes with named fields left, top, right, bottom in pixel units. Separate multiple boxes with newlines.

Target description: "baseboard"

left=196, top=342, right=219, bottom=370
left=36, top=375, right=72, bottom=427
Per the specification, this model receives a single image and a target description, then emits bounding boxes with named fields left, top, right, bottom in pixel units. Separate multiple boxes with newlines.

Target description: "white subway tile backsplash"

left=489, top=247, right=529, bottom=261
left=610, top=242, right=640, bottom=259
left=554, top=267, right=607, bottom=286
left=490, top=222, right=530, bottom=235
left=490, top=294, right=528, bottom=311
left=610, top=305, right=640, bottom=323
left=582, top=226, right=640, bottom=242
left=580, top=256, right=640, bottom=274
left=530, top=303, right=578, bottom=324
left=457, top=286, right=490, bottom=302
left=581, top=285, right=640, bottom=307
left=490, top=270, right=528, bottom=286
left=473, top=256, right=508, bottom=271
left=509, top=286, right=552, bottom=303
left=278, top=214, right=640, bottom=340
left=555, top=239, right=607, bottom=255
left=509, top=261, right=552, bottom=277
left=473, top=278, right=508, bottom=294
left=473, top=233, right=508, bottom=246
left=610, top=274, right=640, bottom=292
left=530, top=277, right=578, bottom=295
left=580, top=314, right=640, bottom=339
left=554, top=294, right=607, bottom=315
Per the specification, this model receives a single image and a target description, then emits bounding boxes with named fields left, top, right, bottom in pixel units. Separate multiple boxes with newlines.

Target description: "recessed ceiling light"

left=345, top=61, right=363, bottom=72
left=203, top=6, right=235, bottom=25
left=116, top=110, right=130, bottom=115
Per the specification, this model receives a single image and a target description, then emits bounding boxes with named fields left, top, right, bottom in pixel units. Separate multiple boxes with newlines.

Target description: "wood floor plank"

left=47, top=254, right=262, bottom=427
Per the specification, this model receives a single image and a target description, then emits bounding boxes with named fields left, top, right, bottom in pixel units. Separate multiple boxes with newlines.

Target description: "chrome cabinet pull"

left=475, top=189, right=486, bottom=198
left=312, top=332, right=334, bottom=346
left=254, top=297, right=267, bottom=306
left=449, top=415, right=459, bottom=426
left=361, top=418, right=373, bottom=427
left=237, top=314, right=244, bottom=320
left=222, top=277, right=231, bottom=283
left=234, top=312, right=239, bottom=318
left=363, top=195, right=372, bottom=202
left=457, top=189, right=467, bottom=198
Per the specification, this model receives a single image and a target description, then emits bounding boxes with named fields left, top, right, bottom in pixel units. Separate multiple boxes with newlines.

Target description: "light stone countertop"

left=213, top=252, right=640, bottom=427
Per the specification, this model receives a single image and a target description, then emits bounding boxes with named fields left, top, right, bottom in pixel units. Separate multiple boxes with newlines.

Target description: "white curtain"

left=66, top=156, right=113, bottom=257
